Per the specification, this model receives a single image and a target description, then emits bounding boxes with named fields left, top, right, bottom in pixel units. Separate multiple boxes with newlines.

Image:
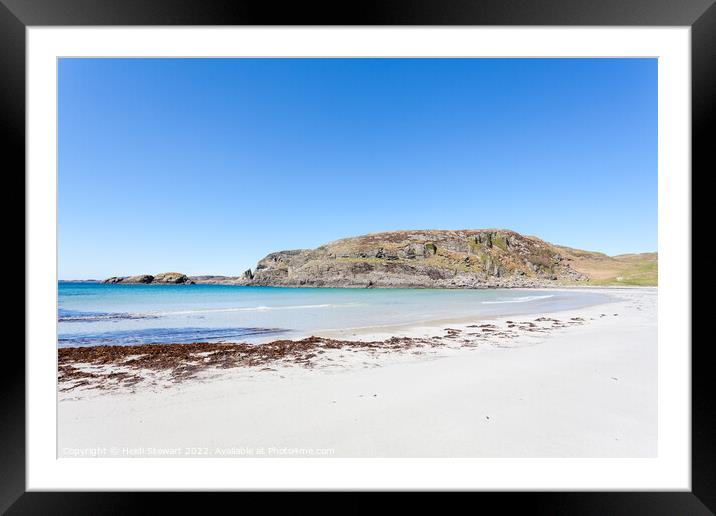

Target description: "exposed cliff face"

left=248, top=229, right=589, bottom=288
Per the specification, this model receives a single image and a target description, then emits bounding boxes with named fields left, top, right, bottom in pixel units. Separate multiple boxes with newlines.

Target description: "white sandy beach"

left=58, top=287, right=656, bottom=458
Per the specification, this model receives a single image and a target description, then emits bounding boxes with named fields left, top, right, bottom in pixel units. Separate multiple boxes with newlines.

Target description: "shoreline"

left=310, top=286, right=630, bottom=339
left=58, top=287, right=657, bottom=457
left=57, top=286, right=631, bottom=349
left=60, top=280, right=656, bottom=289
left=57, top=287, right=641, bottom=393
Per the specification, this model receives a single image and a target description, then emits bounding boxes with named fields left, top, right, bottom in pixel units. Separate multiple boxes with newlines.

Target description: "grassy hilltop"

left=553, top=247, right=658, bottom=286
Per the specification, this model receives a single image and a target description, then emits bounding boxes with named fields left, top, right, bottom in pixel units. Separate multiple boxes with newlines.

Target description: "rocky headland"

left=101, top=229, right=657, bottom=288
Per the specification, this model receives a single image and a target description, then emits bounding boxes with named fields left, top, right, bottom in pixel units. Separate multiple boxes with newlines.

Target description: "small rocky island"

left=103, top=272, right=195, bottom=285
left=102, top=229, right=658, bottom=288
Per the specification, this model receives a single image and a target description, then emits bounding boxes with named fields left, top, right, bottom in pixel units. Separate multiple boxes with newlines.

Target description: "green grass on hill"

left=588, top=253, right=658, bottom=286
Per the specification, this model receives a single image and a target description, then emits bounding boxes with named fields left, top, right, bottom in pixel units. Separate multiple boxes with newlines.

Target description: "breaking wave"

left=152, top=303, right=365, bottom=316
left=482, top=294, right=555, bottom=305
left=58, top=308, right=157, bottom=322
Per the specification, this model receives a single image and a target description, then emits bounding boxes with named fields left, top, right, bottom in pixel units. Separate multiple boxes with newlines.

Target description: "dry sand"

left=58, top=287, right=657, bottom=458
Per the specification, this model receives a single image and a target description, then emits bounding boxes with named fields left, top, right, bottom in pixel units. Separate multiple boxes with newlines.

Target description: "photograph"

left=2, top=0, right=709, bottom=505
left=56, top=57, right=659, bottom=459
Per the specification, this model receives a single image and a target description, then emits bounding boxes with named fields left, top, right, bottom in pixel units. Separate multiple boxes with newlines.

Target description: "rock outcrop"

left=246, top=229, right=589, bottom=288
left=104, top=274, right=154, bottom=284
left=153, top=272, right=190, bottom=284
left=102, top=272, right=193, bottom=285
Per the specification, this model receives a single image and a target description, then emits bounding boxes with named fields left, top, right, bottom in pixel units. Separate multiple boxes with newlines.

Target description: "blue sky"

left=59, top=58, right=657, bottom=279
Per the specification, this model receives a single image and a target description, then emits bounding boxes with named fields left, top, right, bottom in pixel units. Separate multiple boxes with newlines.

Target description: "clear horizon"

left=59, top=58, right=657, bottom=280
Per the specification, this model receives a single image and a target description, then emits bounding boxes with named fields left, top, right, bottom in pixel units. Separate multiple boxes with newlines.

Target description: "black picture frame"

left=5, top=0, right=711, bottom=511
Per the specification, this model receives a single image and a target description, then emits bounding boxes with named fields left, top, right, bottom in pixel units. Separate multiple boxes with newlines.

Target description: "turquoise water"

left=57, top=282, right=610, bottom=347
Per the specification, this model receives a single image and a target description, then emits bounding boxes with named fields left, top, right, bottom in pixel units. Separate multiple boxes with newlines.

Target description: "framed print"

left=6, top=0, right=713, bottom=511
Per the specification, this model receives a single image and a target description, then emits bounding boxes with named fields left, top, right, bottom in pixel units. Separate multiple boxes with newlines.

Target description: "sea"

left=57, top=282, right=611, bottom=348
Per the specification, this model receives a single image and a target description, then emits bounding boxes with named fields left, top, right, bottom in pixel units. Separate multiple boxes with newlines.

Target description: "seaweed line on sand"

left=58, top=316, right=594, bottom=393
